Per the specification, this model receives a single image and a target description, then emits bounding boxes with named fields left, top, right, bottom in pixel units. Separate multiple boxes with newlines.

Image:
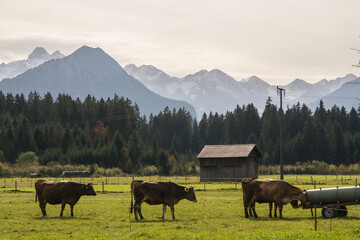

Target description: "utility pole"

left=277, top=86, right=285, bottom=180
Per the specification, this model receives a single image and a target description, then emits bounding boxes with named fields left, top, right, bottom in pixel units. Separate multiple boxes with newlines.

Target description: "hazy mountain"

left=125, top=64, right=358, bottom=116
left=180, top=69, right=250, bottom=116
left=0, top=46, right=196, bottom=118
left=314, top=74, right=358, bottom=94
left=0, top=47, right=64, bottom=81
left=240, top=76, right=276, bottom=111
left=124, top=64, right=184, bottom=100
left=125, top=65, right=254, bottom=117
left=282, top=78, right=324, bottom=104
left=310, top=78, right=360, bottom=111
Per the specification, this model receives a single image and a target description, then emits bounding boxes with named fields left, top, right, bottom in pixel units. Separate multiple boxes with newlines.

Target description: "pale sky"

left=0, top=0, right=359, bottom=85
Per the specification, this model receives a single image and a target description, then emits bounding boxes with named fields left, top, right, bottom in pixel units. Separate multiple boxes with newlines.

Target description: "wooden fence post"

left=314, top=205, right=317, bottom=231
left=15, top=181, right=17, bottom=192
left=203, top=182, right=206, bottom=191
left=102, top=181, right=105, bottom=193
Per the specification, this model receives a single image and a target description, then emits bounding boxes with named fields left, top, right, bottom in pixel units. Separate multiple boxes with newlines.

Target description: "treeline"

left=0, top=91, right=359, bottom=176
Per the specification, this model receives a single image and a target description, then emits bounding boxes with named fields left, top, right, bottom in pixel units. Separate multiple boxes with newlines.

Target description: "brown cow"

left=35, top=180, right=96, bottom=217
left=130, top=180, right=197, bottom=220
left=242, top=178, right=307, bottom=218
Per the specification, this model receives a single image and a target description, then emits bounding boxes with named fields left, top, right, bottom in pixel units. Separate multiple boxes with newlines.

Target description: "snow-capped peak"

left=28, top=47, right=50, bottom=60
left=0, top=47, right=65, bottom=81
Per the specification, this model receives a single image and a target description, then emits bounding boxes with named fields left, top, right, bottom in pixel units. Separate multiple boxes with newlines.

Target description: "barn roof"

left=197, top=144, right=263, bottom=159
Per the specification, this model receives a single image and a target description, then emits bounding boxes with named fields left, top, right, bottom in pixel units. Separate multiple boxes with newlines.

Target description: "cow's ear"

left=184, top=187, right=189, bottom=192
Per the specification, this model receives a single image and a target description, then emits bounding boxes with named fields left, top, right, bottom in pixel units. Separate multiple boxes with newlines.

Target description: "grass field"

left=1, top=175, right=360, bottom=239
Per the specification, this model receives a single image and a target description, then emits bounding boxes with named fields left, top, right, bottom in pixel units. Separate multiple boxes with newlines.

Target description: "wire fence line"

left=2, top=175, right=360, bottom=232
left=311, top=206, right=360, bottom=232
left=2, top=175, right=360, bottom=193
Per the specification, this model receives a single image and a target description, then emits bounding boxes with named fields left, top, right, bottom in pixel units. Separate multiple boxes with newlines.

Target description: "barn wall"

left=200, top=157, right=258, bottom=182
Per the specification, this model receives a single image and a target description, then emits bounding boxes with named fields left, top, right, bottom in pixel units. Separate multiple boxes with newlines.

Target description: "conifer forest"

left=0, top=91, right=359, bottom=176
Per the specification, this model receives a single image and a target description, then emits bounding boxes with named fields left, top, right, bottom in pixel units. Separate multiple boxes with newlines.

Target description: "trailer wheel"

left=322, top=208, right=336, bottom=218
left=336, top=206, right=348, bottom=217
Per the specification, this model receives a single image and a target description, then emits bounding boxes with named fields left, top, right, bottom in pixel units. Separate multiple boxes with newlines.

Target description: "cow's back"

left=257, top=180, right=300, bottom=201
left=135, top=182, right=177, bottom=204
left=142, top=182, right=173, bottom=198
left=41, top=181, right=69, bottom=204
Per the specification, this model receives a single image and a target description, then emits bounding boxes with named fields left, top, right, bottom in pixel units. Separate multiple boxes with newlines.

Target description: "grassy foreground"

left=1, top=176, right=360, bottom=239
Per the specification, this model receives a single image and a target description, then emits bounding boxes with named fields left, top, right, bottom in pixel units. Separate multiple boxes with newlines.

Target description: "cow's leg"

left=274, top=203, right=278, bottom=217
left=39, top=200, right=47, bottom=217
left=170, top=205, right=175, bottom=220
left=162, top=204, right=167, bottom=219
left=133, top=203, right=139, bottom=220
left=60, top=202, right=66, bottom=217
left=70, top=204, right=74, bottom=217
left=135, top=202, right=144, bottom=220
left=278, top=203, right=283, bottom=218
left=138, top=204, right=144, bottom=220
left=249, top=202, right=255, bottom=217
left=134, top=202, right=142, bottom=220
left=244, top=198, right=250, bottom=218
left=269, top=202, right=272, bottom=217
left=248, top=196, right=258, bottom=218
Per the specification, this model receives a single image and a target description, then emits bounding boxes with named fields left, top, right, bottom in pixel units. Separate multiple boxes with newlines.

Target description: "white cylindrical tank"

left=306, top=186, right=360, bottom=204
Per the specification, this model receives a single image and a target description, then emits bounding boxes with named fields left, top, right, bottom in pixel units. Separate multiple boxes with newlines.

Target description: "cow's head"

left=85, top=183, right=97, bottom=196
left=290, top=200, right=299, bottom=208
left=184, top=186, right=197, bottom=203
left=300, top=189, right=308, bottom=204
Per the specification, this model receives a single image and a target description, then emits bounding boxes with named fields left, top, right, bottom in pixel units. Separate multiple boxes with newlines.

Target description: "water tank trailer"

left=303, top=186, right=360, bottom=218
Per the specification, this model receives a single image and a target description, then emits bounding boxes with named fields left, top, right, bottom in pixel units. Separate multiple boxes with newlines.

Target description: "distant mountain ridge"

left=0, top=46, right=197, bottom=118
left=125, top=64, right=358, bottom=116
left=0, top=47, right=65, bottom=81
left=309, top=77, right=360, bottom=110
left=1, top=47, right=358, bottom=118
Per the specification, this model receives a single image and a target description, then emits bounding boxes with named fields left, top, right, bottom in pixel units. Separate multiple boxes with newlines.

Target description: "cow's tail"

left=35, top=192, right=38, bottom=203
left=130, top=181, right=133, bottom=214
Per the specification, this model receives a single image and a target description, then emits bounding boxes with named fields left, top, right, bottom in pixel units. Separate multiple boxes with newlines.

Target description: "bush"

left=141, top=165, right=159, bottom=176
left=16, top=152, right=39, bottom=167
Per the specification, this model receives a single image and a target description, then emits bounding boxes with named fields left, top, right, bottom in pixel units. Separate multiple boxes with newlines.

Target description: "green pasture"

left=1, top=175, right=360, bottom=239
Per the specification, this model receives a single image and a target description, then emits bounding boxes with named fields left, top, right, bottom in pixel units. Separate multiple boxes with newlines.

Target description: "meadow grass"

left=1, top=175, right=360, bottom=239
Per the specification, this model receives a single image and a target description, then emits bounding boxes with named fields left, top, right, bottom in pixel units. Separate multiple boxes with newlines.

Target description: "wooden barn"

left=197, top=144, right=263, bottom=182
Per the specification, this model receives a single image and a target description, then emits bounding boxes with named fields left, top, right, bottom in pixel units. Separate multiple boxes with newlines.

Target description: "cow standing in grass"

left=130, top=180, right=197, bottom=220
left=35, top=180, right=96, bottom=217
left=241, top=178, right=307, bottom=218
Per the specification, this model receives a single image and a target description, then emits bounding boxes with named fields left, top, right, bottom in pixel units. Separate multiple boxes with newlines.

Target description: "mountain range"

left=0, top=46, right=359, bottom=119
left=0, top=47, right=65, bottom=80
left=0, top=46, right=196, bottom=118
left=125, top=64, right=359, bottom=116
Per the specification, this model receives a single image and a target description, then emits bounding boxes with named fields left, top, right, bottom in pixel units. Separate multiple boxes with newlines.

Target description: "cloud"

left=1, top=0, right=359, bottom=84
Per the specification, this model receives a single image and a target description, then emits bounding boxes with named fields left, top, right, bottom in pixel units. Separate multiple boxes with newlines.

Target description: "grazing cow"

left=35, top=180, right=96, bottom=217
left=130, top=180, right=197, bottom=220
left=242, top=178, right=307, bottom=218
